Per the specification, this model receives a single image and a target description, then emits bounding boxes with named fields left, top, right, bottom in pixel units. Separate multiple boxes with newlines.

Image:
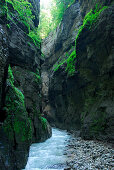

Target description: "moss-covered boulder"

left=0, top=66, right=32, bottom=169
left=0, top=65, right=52, bottom=169
left=12, top=66, right=52, bottom=143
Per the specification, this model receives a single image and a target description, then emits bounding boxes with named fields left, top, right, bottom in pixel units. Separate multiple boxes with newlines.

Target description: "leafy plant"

left=5, top=0, right=41, bottom=47
left=53, top=59, right=66, bottom=72
left=76, top=5, right=108, bottom=42
left=38, top=0, right=75, bottom=38
left=6, top=23, right=10, bottom=28
left=5, top=0, right=34, bottom=31
left=66, top=50, right=76, bottom=76
left=41, top=117, right=47, bottom=130
left=28, top=30, right=41, bottom=48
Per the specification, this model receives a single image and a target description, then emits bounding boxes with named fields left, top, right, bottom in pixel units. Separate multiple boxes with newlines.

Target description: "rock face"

left=42, top=0, right=114, bottom=142
left=0, top=0, right=52, bottom=169
left=0, top=1, right=8, bottom=115
left=41, top=1, right=82, bottom=128
left=76, top=4, right=114, bottom=141
left=79, top=0, right=112, bottom=18
left=12, top=66, right=52, bottom=143
left=28, top=0, right=40, bottom=27
left=42, top=1, right=82, bottom=64
left=7, top=3, right=41, bottom=70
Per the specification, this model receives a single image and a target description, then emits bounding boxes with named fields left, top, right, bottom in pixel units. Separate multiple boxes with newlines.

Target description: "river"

left=24, top=128, right=71, bottom=170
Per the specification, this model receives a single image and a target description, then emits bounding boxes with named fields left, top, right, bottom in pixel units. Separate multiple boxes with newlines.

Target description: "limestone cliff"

left=42, top=0, right=114, bottom=142
left=0, top=0, right=51, bottom=169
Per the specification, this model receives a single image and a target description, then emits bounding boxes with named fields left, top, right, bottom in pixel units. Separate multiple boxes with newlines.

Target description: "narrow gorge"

left=0, top=0, right=114, bottom=169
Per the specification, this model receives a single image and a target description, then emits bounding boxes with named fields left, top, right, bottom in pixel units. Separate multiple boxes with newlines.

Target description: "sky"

left=40, top=0, right=52, bottom=9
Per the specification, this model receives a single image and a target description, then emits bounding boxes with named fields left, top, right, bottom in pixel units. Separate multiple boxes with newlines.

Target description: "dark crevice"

left=0, top=63, right=9, bottom=122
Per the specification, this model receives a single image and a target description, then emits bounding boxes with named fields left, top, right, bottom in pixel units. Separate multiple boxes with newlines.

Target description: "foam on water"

left=24, top=128, right=70, bottom=170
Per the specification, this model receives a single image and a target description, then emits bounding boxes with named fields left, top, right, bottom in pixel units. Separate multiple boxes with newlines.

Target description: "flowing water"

left=24, top=128, right=71, bottom=170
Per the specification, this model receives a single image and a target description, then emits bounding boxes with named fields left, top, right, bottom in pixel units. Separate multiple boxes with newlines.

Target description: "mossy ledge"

left=52, top=4, right=108, bottom=77
left=3, top=65, right=32, bottom=143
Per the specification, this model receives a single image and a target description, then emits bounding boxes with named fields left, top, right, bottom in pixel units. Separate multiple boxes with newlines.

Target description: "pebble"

left=64, top=135, right=114, bottom=170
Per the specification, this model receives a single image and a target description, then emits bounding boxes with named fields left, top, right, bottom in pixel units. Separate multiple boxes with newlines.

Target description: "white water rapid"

left=24, top=128, right=71, bottom=170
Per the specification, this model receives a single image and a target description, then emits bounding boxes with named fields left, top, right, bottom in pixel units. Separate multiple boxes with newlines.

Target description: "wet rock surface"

left=65, top=134, right=114, bottom=170
left=0, top=0, right=52, bottom=169
left=43, top=1, right=114, bottom=141
left=42, top=1, right=82, bottom=129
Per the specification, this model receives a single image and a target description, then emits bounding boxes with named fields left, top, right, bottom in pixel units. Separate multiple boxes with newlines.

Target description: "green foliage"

left=53, top=59, right=66, bottom=72
left=38, top=0, right=75, bottom=38
left=32, top=69, right=41, bottom=83
left=53, top=49, right=76, bottom=77
left=28, top=30, right=41, bottom=48
left=53, top=4, right=108, bottom=77
left=8, top=65, right=14, bottom=85
left=5, top=0, right=41, bottom=47
left=6, top=23, right=10, bottom=28
left=5, top=0, right=34, bottom=31
left=41, top=52, right=45, bottom=60
left=66, top=50, right=76, bottom=76
left=41, top=117, right=47, bottom=130
left=76, top=5, right=108, bottom=42
left=3, top=65, right=32, bottom=142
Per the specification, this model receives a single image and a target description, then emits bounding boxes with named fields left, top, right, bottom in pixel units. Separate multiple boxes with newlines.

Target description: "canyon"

left=0, top=0, right=114, bottom=169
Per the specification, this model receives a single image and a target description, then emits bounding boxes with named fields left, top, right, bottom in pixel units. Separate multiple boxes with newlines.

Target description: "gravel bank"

left=64, top=135, right=114, bottom=170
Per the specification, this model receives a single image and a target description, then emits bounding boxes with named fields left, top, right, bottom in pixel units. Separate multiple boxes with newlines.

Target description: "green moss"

left=76, top=5, right=108, bottom=43
left=41, top=53, right=45, bottom=59
left=5, top=0, right=34, bottom=31
left=66, top=50, right=76, bottom=76
left=3, top=65, right=32, bottom=142
left=6, top=23, right=10, bottom=28
left=90, top=112, right=106, bottom=135
left=53, top=4, right=108, bottom=77
left=53, top=59, right=66, bottom=72
left=28, top=30, right=41, bottom=48
left=53, top=49, right=76, bottom=77
left=5, top=0, right=41, bottom=47
left=13, top=117, right=32, bottom=141
left=32, top=69, right=41, bottom=83
left=8, top=65, right=14, bottom=85
left=41, top=117, right=47, bottom=130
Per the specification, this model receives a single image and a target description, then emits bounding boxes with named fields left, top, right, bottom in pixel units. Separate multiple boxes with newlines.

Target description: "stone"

left=42, top=0, right=114, bottom=142
left=0, top=0, right=52, bottom=169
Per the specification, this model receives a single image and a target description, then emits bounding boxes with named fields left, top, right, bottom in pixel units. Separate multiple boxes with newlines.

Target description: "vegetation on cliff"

left=6, top=0, right=34, bottom=30
left=5, top=0, right=41, bottom=47
left=53, top=3, right=108, bottom=77
left=3, top=65, right=32, bottom=142
left=38, top=0, right=75, bottom=38
left=76, top=4, right=108, bottom=41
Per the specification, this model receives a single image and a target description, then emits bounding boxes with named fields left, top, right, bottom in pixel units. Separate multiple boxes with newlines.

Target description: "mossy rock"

left=3, top=66, right=32, bottom=143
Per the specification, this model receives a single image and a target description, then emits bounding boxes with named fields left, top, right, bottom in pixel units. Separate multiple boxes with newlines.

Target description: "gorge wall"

left=0, top=0, right=51, bottom=169
left=0, top=0, right=114, bottom=169
left=42, top=0, right=114, bottom=142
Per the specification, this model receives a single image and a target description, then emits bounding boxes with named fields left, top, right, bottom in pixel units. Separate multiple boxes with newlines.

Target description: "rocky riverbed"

left=24, top=128, right=114, bottom=170
left=64, top=134, right=114, bottom=170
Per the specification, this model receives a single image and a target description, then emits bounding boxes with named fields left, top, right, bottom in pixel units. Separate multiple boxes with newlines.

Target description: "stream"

left=24, top=128, right=71, bottom=170
left=24, top=128, right=114, bottom=170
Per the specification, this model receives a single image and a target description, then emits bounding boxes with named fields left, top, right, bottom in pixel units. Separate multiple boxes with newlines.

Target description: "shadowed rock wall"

left=42, top=0, right=114, bottom=142
left=0, top=0, right=52, bottom=169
